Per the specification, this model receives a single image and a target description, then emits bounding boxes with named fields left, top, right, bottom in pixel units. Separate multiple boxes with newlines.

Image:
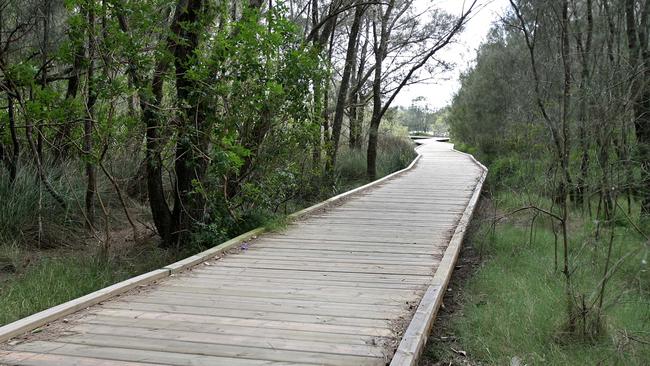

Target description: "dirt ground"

left=418, top=198, right=494, bottom=366
left=418, top=241, right=483, bottom=366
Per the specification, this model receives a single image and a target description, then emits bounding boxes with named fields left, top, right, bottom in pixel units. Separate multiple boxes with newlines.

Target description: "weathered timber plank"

left=13, top=342, right=306, bottom=366
left=83, top=315, right=381, bottom=345
left=0, top=351, right=154, bottom=366
left=89, top=309, right=394, bottom=337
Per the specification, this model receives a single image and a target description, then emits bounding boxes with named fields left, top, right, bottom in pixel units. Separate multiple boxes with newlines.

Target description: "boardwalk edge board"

left=0, top=144, right=424, bottom=344
left=389, top=147, right=488, bottom=366
left=0, top=269, right=169, bottom=343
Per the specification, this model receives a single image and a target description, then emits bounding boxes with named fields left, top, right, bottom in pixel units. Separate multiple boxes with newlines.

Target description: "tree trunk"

left=367, top=23, right=385, bottom=180
left=115, top=3, right=175, bottom=246
left=626, top=0, right=650, bottom=214
left=328, top=2, right=366, bottom=171
left=55, top=17, right=85, bottom=161
left=575, top=0, right=592, bottom=207
left=366, top=0, right=395, bottom=180
left=170, top=0, right=209, bottom=246
left=350, top=18, right=369, bottom=150
left=6, top=95, right=18, bottom=182
left=85, top=2, right=97, bottom=229
left=140, top=55, right=175, bottom=243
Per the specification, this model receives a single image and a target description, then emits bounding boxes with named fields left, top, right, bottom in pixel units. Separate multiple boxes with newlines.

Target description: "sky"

left=392, top=0, right=511, bottom=109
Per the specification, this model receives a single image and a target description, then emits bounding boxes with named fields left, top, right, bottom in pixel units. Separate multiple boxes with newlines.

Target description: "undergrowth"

left=423, top=194, right=649, bottom=365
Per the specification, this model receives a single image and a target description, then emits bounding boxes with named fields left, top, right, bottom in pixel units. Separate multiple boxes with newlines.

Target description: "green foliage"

left=389, top=99, right=450, bottom=135
left=195, top=6, right=324, bottom=235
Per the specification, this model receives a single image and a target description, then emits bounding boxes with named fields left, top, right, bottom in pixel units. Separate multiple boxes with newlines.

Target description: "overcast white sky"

left=393, top=0, right=511, bottom=108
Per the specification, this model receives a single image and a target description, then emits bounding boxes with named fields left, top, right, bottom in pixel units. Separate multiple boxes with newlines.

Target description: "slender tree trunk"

left=367, top=22, right=385, bottom=180
left=575, top=0, right=592, bottom=208
left=55, top=12, right=85, bottom=161
left=560, top=0, right=577, bottom=331
left=367, top=0, right=395, bottom=180
left=328, top=2, right=366, bottom=171
left=7, top=95, right=18, bottom=182
left=626, top=0, right=650, bottom=214
left=309, top=0, right=339, bottom=174
left=115, top=3, right=175, bottom=246
left=85, top=1, right=97, bottom=229
left=350, top=19, right=369, bottom=150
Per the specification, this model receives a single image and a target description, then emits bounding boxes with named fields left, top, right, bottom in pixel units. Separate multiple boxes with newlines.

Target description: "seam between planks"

left=0, top=143, right=424, bottom=344
left=389, top=146, right=488, bottom=366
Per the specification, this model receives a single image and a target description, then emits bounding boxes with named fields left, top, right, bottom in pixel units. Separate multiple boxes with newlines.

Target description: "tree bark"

left=6, top=95, right=18, bottom=182
left=170, top=0, right=210, bottom=246
left=626, top=0, right=650, bottom=214
left=367, top=0, right=395, bottom=180
left=575, top=0, right=592, bottom=207
left=55, top=23, right=85, bottom=161
left=115, top=4, right=175, bottom=245
left=328, top=2, right=366, bottom=171
left=85, top=1, right=97, bottom=229
left=349, top=17, right=369, bottom=150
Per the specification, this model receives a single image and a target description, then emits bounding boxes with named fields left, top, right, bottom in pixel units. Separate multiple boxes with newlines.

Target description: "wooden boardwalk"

left=0, top=140, right=485, bottom=366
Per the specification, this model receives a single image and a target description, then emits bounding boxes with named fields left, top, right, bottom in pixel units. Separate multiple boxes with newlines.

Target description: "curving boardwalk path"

left=0, top=140, right=485, bottom=366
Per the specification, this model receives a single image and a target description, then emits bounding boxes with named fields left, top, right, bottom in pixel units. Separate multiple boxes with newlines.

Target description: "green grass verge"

left=0, top=245, right=172, bottom=326
left=424, top=198, right=649, bottom=365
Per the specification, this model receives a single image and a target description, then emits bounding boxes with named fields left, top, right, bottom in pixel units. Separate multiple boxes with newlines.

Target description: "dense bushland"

left=1, top=0, right=474, bottom=324
left=0, top=0, right=472, bottom=251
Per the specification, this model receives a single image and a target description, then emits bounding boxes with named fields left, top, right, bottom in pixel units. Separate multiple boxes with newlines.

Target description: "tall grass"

left=336, top=134, right=416, bottom=186
left=0, top=161, right=87, bottom=248
left=424, top=195, right=650, bottom=365
left=0, top=243, right=172, bottom=326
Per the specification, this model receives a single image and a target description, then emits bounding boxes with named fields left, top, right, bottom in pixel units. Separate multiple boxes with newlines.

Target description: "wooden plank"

left=128, top=285, right=419, bottom=306
left=90, top=309, right=394, bottom=337
left=230, top=252, right=436, bottom=266
left=160, top=278, right=419, bottom=296
left=145, top=289, right=412, bottom=312
left=13, top=342, right=307, bottom=366
left=83, top=315, right=378, bottom=345
left=191, top=267, right=432, bottom=283
left=244, top=242, right=441, bottom=255
left=175, top=273, right=428, bottom=290
left=261, top=236, right=444, bottom=247
left=101, top=302, right=394, bottom=328
left=121, top=294, right=404, bottom=319
left=55, top=334, right=386, bottom=366
left=211, top=259, right=434, bottom=276
left=0, top=351, right=154, bottom=366
left=239, top=246, right=440, bottom=260
left=222, top=255, right=433, bottom=274
left=69, top=324, right=386, bottom=358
